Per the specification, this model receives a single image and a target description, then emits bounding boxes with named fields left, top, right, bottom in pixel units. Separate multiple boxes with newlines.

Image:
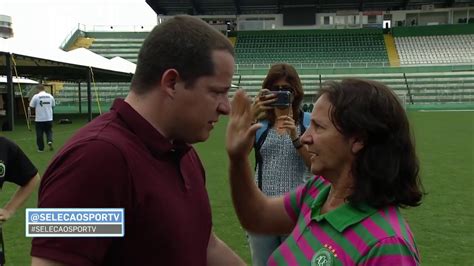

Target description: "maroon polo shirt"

left=31, top=99, right=212, bottom=266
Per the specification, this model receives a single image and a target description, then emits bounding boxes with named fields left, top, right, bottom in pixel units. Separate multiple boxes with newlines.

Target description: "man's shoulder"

left=36, top=91, right=53, bottom=97
left=0, top=136, right=18, bottom=153
left=50, top=124, right=131, bottom=176
left=30, top=93, right=38, bottom=100
left=42, top=92, right=54, bottom=98
left=0, top=138, right=15, bottom=161
left=65, top=112, right=139, bottom=153
left=0, top=136, right=12, bottom=146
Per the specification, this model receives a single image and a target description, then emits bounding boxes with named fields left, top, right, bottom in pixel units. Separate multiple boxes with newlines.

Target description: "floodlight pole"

left=86, top=69, right=92, bottom=122
left=4, top=54, right=14, bottom=131
left=78, top=82, right=82, bottom=114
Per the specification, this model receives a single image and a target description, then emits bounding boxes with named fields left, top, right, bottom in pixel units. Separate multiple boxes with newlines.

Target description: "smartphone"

left=269, top=91, right=291, bottom=108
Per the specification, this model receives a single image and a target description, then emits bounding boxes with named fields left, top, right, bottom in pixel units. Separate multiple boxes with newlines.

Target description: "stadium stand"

left=57, top=23, right=473, bottom=112
left=62, top=27, right=150, bottom=63
left=235, top=29, right=389, bottom=66
left=57, top=27, right=148, bottom=113
left=232, top=71, right=474, bottom=110
left=393, top=24, right=474, bottom=65
left=85, top=32, right=148, bottom=63
left=396, top=35, right=473, bottom=65
left=384, top=34, right=401, bottom=67
left=53, top=82, right=130, bottom=113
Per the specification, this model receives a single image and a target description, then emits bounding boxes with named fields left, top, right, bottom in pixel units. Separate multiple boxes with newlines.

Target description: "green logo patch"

left=0, top=162, right=5, bottom=178
left=311, top=245, right=336, bottom=266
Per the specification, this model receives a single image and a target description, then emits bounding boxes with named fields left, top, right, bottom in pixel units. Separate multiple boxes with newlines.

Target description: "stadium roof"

left=146, top=0, right=471, bottom=15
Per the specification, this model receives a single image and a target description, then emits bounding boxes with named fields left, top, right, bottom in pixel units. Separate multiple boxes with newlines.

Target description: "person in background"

left=248, top=63, right=312, bottom=266
left=31, top=15, right=244, bottom=266
left=29, top=85, right=55, bottom=152
left=226, top=78, right=424, bottom=265
left=0, top=136, right=40, bottom=265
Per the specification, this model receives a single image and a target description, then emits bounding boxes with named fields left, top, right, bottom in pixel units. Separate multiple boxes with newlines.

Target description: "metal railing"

left=235, top=62, right=392, bottom=70
left=235, top=60, right=474, bottom=70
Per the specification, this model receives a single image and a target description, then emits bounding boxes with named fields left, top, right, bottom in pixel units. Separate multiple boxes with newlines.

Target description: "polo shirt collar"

left=310, top=185, right=377, bottom=233
left=111, top=99, right=191, bottom=157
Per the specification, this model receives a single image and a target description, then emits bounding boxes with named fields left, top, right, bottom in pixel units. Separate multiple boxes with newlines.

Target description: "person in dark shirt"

left=0, top=136, right=40, bottom=264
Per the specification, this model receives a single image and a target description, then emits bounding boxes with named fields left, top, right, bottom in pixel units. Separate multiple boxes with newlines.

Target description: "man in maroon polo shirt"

left=31, top=15, right=244, bottom=266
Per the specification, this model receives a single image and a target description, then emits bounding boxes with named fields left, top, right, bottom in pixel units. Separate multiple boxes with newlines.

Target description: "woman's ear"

left=351, top=137, right=364, bottom=154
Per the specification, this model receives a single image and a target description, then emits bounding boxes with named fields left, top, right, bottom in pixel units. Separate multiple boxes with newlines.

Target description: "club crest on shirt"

left=0, top=161, right=5, bottom=178
left=311, top=244, right=336, bottom=266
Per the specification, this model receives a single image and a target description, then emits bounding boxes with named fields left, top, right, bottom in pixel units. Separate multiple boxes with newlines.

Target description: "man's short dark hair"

left=317, top=78, right=424, bottom=209
left=131, top=15, right=235, bottom=93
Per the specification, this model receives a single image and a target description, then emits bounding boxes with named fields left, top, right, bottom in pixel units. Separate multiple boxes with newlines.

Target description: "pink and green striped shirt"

left=268, top=176, right=420, bottom=266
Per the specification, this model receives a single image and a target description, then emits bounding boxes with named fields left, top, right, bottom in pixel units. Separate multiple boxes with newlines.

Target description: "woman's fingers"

left=226, top=90, right=260, bottom=159
left=277, top=115, right=295, bottom=123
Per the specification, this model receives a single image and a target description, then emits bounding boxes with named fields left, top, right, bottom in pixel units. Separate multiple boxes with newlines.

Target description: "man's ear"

left=351, top=137, right=364, bottom=154
left=160, top=69, right=179, bottom=98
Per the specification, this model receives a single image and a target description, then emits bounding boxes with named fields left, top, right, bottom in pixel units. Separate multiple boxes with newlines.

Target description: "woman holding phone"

left=248, top=63, right=312, bottom=266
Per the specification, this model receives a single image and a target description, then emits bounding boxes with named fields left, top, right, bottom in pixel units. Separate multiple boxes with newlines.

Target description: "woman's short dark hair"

left=131, top=15, right=234, bottom=94
left=262, top=63, right=304, bottom=124
left=317, top=78, right=424, bottom=209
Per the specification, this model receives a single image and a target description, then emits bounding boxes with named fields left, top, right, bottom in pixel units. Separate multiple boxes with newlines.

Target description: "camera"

left=269, top=91, right=291, bottom=108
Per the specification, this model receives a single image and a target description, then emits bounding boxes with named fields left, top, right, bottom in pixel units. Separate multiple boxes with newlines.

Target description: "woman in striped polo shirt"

left=226, top=78, right=424, bottom=265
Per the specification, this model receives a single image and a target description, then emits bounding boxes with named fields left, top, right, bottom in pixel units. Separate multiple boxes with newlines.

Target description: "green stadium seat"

left=235, top=29, right=389, bottom=66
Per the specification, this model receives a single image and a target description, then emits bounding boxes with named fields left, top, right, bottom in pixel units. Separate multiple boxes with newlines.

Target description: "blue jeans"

left=247, top=233, right=287, bottom=266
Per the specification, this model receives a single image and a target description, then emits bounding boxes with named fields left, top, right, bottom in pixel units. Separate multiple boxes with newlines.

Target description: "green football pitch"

left=0, top=110, right=473, bottom=265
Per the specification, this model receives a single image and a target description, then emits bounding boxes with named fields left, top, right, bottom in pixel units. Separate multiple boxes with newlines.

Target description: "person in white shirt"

left=29, top=85, right=55, bottom=152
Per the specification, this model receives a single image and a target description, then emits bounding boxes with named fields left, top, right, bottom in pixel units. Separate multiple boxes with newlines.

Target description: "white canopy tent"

left=0, top=38, right=136, bottom=130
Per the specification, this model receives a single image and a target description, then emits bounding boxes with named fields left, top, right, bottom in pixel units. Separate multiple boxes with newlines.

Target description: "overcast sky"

left=2, top=0, right=157, bottom=49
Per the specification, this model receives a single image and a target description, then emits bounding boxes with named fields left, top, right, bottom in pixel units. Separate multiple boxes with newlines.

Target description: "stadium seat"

left=235, top=29, right=389, bottom=66
left=395, top=34, right=474, bottom=66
